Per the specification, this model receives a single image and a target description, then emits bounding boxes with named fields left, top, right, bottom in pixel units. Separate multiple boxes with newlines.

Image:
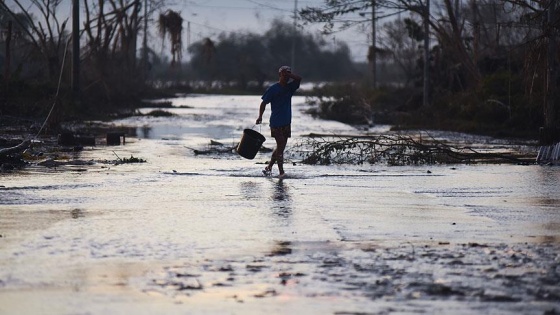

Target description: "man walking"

left=256, top=66, right=302, bottom=178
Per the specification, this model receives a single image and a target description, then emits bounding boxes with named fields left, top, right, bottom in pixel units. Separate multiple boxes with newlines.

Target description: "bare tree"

left=379, top=17, right=424, bottom=86
left=79, top=0, right=166, bottom=103
left=1, top=0, right=69, bottom=80
left=300, top=0, right=483, bottom=88
left=82, top=0, right=143, bottom=69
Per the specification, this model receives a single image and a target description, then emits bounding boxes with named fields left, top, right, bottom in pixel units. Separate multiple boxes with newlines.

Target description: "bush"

left=306, top=83, right=376, bottom=125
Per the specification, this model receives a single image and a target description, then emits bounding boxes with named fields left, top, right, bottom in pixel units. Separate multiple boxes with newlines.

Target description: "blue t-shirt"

left=261, top=80, right=300, bottom=128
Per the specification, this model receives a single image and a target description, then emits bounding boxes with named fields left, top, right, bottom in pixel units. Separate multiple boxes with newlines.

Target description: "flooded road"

left=1, top=95, right=559, bottom=314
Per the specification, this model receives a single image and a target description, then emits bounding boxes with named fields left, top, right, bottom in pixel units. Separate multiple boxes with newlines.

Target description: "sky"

left=167, top=0, right=372, bottom=62
left=4, top=0, right=373, bottom=62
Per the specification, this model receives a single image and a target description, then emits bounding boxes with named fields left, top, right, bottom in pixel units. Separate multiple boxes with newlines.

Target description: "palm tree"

left=158, top=10, right=183, bottom=66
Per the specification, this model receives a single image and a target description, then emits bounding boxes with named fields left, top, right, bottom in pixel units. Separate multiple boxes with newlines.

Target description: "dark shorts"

left=271, top=124, right=291, bottom=138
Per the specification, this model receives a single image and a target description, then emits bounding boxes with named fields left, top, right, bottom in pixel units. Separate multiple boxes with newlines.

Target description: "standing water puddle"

left=1, top=95, right=559, bottom=314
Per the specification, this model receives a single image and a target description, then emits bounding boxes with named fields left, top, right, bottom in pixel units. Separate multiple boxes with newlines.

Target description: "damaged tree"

left=158, top=10, right=183, bottom=67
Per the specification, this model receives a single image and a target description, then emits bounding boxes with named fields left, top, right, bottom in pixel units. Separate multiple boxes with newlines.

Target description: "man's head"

left=278, top=66, right=291, bottom=85
left=278, top=66, right=291, bottom=74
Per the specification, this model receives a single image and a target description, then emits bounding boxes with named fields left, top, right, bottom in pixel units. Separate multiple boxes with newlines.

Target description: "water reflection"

left=526, top=167, right=560, bottom=210
left=139, top=125, right=152, bottom=139
left=267, top=181, right=293, bottom=257
left=536, top=166, right=560, bottom=197
left=239, top=181, right=262, bottom=200
left=270, top=180, right=292, bottom=220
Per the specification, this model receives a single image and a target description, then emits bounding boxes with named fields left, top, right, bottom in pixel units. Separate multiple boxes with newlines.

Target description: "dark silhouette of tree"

left=0, top=6, right=33, bottom=81
left=158, top=10, right=183, bottom=67
left=1, top=0, right=69, bottom=81
left=80, top=0, right=163, bottom=110
left=201, top=38, right=215, bottom=64
left=379, top=18, right=423, bottom=86
left=188, top=32, right=267, bottom=89
left=187, top=19, right=358, bottom=89
left=299, top=0, right=484, bottom=88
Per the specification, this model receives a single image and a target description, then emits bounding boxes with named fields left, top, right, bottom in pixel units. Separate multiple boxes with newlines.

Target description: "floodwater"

left=1, top=95, right=559, bottom=314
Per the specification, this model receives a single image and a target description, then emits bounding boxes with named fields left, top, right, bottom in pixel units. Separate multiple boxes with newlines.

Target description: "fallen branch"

left=0, top=140, right=31, bottom=157
left=291, top=134, right=534, bottom=166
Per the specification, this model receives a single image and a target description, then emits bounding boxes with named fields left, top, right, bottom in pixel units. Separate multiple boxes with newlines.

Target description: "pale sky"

left=169, top=0, right=371, bottom=61
left=5, top=0, right=373, bottom=62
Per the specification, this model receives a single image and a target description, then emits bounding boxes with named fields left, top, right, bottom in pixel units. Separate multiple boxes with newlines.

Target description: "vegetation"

left=293, top=134, right=534, bottom=166
left=0, top=0, right=168, bottom=126
left=116, top=155, right=146, bottom=164
left=0, top=0, right=558, bottom=142
left=298, top=0, right=559, bottom=139
left=185, top=19, right=359, bottom=92
left=158, top=10, right=183, bottom=66
left=143, top=109, right=175, bottom=117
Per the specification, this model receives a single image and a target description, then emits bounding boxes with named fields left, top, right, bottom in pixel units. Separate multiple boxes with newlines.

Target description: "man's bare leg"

left=263, top=150, right=276, bottom=176
left=275, top=136, right=288, bottom=176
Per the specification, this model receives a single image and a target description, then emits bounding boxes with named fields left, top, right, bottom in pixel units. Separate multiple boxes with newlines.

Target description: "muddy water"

left=1, top=95, right=559, bottom=314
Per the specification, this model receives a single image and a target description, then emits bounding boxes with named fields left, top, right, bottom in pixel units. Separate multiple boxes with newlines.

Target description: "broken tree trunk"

left=0, top=140, right=31, bottom=157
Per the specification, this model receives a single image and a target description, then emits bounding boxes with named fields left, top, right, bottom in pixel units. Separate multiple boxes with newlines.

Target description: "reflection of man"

left=273, top=180, right=289, bottom=201
left=272, top=180, right=292, bottom=220
left=256, top=66, right=302, bottom=179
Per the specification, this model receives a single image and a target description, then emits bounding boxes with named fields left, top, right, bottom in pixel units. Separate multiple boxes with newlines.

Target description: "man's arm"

left=288, top=72, right=302, bottom=82
left=287, top=72, right=302, bottom=91
left=256, top=101, right=267, bottom=124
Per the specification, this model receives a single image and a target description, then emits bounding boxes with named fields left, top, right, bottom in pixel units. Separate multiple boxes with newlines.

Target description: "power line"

left=244, top=0, right=290, bottom=13
left=185, top=19, right=229, bottom=33
left=186, top=3, right=258, bottom=10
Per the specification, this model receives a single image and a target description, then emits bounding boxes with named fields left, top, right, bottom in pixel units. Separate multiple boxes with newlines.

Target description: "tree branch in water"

left=294, top=134, right=534, bottom=166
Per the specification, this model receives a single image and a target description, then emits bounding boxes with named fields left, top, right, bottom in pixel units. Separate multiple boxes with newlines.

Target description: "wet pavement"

left=1, top=95, right=559, bottom=314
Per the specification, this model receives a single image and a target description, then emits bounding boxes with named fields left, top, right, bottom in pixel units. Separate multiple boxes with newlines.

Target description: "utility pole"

left=4, top=21, right=11, bottom=81
left=142, top=0, right=148, bottom=78
left=187, top=21, right=191, bottom=48
left=371, top=0, right=376, bottom=88
left=537, top=0, right=559, bottom=161
left=72, top=0, right=80, bottom=97
left=422, top=0, right=430, bottom=108
left=291, top=0, right=298, bottom=70
left=546, top=0, right=557, bottom=128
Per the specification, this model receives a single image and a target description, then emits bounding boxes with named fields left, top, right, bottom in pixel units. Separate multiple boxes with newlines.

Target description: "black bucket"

left=236, top=129, right=266, bottom=159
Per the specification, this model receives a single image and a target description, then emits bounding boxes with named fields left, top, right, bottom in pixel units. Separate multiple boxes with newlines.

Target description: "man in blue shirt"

left=256, top=66, right=302, bottom=178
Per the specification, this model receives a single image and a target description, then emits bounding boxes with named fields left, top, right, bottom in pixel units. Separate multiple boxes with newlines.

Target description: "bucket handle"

left=250, top=124, right=262, bottom=134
